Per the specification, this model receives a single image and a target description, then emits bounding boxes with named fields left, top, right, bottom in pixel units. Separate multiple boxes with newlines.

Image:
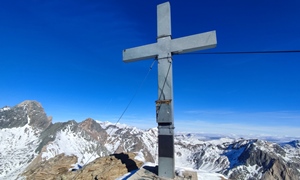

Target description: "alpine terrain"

left=1, top=100, right=300, bottom=180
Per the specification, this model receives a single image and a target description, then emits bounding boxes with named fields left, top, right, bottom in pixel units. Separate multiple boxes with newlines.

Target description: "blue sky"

left=1, top=0, right=300, bottom=137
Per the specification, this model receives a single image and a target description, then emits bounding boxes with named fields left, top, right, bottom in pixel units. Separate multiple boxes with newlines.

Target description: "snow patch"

left=27, top=115, right=31, bottom=124
left=0, top=106, right=10, bottom=112
left=134, top=150, right=145, bottom=162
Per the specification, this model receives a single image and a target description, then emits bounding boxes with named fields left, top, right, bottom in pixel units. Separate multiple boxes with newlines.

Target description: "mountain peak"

left=17, top=100, right=42, bottom=108
left=0, top=100, right=51, bottom=130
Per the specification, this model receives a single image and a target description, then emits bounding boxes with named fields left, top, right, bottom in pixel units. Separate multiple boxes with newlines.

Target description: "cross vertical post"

left=122, top=2, right=217, bottom=179
left=156, top=2, right=175, bottom=178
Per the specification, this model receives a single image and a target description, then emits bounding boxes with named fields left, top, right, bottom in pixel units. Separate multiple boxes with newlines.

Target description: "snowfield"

left=0, top=125, right=39, bottom=179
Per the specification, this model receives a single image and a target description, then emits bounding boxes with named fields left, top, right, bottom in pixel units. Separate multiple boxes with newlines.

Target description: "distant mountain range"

left=1, top=100, right=299, bottom=180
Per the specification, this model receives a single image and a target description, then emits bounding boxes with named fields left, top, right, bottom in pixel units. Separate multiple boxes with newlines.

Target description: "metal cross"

left=123, top=2, right=217, bottom=178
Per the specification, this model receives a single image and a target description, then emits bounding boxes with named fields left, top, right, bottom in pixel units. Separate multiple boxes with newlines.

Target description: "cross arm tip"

left=122, top=43, right=159, bottom=63
left=158, top=1, right=170, bottom=8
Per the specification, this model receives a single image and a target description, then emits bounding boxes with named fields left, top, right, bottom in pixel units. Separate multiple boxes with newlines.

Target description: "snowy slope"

left=116, top=160, right=227, bottom=180
left=101, top=121, right=158, bottom=162
left=39, top=120, right=157, bottom=170
left=0, top=124, right=39, bottom=179
left=41, top=123, right=103, bottom=165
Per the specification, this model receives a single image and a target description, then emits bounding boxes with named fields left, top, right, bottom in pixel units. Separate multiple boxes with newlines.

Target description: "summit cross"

left=122, top=2, right=217, bottom=178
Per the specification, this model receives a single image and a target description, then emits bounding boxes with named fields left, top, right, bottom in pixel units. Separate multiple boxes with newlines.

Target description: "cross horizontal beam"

left=123, top=31, right=217, bottom=62
left=171, top=31, right=216, bottom=54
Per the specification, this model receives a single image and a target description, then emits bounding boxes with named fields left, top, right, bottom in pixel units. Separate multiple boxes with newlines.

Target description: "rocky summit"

left=0, top=100, right=300, bottom=180
left=0, top=100, right=51, bottom=130
left=23, top=152, right=143, bottom=180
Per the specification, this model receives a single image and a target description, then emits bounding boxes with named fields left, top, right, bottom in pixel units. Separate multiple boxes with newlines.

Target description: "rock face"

left=234, top=141, right=299, bottom=180
left=262, top=159, right=297, bottom=180
left=23, top=152, right=143, bottom=180
left=67, top=152, right=143, bottom=180
left=184, top=138, right=300, bottom=180
left=0, top=100, right=51, bottom=130
left=1, top=101, right=300, bottom=180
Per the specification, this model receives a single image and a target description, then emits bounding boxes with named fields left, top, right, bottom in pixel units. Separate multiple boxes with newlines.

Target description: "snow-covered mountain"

left=1, top=100, right=300, bottom=180
left=0, top=101, right=157, bottom=179
left=175, top=135, right=300, bottom=179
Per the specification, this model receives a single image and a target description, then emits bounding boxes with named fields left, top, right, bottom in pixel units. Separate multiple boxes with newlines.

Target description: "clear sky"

left=1, top=0, right=300, bottom=137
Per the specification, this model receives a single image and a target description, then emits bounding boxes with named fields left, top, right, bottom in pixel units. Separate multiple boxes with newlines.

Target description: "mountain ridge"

left=1, top=100, right=300, bottom=180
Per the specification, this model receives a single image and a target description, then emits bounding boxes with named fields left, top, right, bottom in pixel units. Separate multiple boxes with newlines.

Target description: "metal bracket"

left=156, top=99, right=172, bottom=124
left=155, top=99, right=172, bottom=105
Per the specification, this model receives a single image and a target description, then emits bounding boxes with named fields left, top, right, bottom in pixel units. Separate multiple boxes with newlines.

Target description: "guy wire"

left=73, top=59, right=156, bottom=180
left=179, top=49, right=300, bottom=55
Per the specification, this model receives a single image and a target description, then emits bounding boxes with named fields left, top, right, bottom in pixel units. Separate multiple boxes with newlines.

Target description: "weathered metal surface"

left=171, top=31, right=217, bottom=54
left=123, top=43, right=157, bottom=62
left=157, top=2, right=171, bottom=38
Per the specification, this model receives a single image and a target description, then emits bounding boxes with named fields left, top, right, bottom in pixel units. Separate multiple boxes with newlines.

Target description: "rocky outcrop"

left=0, top=100, right=51, bottom=130
left=262, top=159, right=299, bottom=180
left=230, top=140, right=300, bottom=180
left=234, top=140, right=300, bottom=180
left=79, top=118, right=107, bottom=141
left=22, top=153, right=78, bottom=180
left=23, top=152, right=143, bottom=180
left=22, top=152, right=200, bottom=180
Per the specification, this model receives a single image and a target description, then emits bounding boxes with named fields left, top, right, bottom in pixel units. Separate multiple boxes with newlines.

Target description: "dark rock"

left=229, top=140, right=300, bottom=180
left=0, top=100, right=51, bottom=130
